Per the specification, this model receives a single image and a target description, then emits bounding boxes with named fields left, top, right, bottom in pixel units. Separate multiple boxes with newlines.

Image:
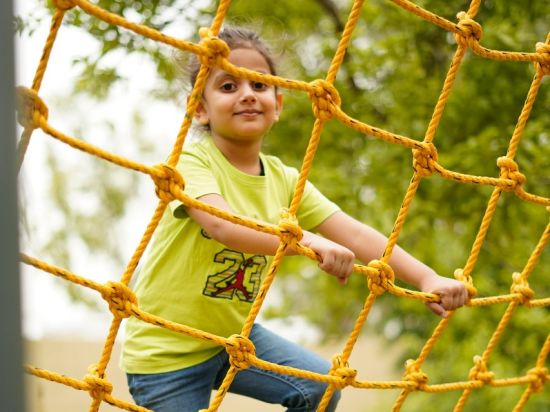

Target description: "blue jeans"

left=127, top=324, right=341, bottom=412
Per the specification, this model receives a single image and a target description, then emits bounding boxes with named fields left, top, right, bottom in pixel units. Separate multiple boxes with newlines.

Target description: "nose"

left=240, top=82, right=257, bottom=103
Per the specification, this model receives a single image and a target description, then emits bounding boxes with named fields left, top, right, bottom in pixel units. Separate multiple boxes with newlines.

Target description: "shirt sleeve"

left=169, top=149, right=221, bottom=218
left=270, top=157, right=340, bottom=231
left=296, top=179, right=340, bottom=231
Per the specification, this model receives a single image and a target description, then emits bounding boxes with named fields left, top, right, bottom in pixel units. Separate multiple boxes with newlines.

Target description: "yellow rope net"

left=16, top=0, right=549, bottom=411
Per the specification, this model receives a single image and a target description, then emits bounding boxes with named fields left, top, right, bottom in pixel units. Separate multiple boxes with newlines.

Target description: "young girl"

left=121, top=26, right=468, bottom=412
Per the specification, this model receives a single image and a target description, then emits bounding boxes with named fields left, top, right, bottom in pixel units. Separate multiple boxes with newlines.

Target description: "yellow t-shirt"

left=121, top=137, right=339, bottom=373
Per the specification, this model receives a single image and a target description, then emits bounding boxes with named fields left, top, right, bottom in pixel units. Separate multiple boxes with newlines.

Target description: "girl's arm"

left=185, top=194, right=355, bottom=281
left=315, top=211, right=469, bottom=317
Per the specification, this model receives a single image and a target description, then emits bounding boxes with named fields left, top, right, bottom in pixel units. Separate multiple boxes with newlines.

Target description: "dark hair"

left=187, top=26, right=278, bottom=88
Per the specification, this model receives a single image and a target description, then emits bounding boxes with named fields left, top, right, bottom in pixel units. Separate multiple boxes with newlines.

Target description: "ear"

left=188, top=95, right=209, bottom=126
left=274, top=93, right=284, bottom=122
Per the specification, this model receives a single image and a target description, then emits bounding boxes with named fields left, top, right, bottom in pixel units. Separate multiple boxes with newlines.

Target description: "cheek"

left=262, top=96, right=279, bottom=113
left=212, top=97, right=234, bottom=113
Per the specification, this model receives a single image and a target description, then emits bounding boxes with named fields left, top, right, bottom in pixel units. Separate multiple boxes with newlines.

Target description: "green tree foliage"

left=18, top=0, right=548, bottom=410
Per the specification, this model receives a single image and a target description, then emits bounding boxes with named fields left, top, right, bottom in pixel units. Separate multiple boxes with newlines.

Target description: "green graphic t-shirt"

left=121, top=137, right=339, bottom=373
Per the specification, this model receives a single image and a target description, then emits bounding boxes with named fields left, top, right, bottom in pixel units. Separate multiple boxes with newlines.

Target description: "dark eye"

left=221, top=82, right=236, bottom=92
left=252, top=82, right=268, bottom=91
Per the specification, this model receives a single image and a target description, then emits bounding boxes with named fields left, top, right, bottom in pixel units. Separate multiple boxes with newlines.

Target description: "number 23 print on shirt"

left=203, top=249, right=267, bottom=303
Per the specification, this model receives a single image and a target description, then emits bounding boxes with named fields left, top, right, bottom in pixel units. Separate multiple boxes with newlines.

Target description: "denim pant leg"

left=127, top=349, right=227, bottom=412
left=227, top=324, right=341, bottom=412
left=126, top=323, right=340, bottom=412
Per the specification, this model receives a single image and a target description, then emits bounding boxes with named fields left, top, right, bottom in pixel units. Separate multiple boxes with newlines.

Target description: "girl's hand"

left=420, top=274, right=469, bottom=317
left=301, top=232, right=355, bottom=285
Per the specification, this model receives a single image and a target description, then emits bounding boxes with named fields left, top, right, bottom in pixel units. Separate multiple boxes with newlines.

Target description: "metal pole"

left=0, top=1, right=26, bottom=411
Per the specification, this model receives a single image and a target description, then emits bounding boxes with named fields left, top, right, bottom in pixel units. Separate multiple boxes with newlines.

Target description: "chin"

left=235, top=128, right=269, bottom=139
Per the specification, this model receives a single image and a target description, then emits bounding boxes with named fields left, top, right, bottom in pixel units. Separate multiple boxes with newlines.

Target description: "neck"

left=212, top=135, right=263, bottom=176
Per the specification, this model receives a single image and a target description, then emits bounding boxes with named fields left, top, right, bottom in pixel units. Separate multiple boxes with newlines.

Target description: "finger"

left=337, top=265, right=347, bottom=284
left=321, top=256, right=345, bottom=281
left=453, top=294, right=461, bottom=310
left=338, top=265, right=347, bottom=279
left=451, top=293, right=462, bottom=310
left=449, top=292, right=459, bottom=310
left=439, top=293, right=452, bottom=311
left=441, top=288, right=460, bottom=310
left=461, top=282, right=470, bottom=304
left=463, top=286, right=470, bottom=304
left=452, top=285, right=467, bottom=309
left=342, top=257, right=356, bottom=283
left=336, top=262, right=350, bottom=285
left=426, top=302, right=448, bottom=318
left=452, top=290, right=467, bottom=310
left=319, top=253, right=335, bottom=273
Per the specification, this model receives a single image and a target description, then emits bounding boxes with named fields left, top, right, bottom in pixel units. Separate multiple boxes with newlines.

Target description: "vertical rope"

left=290, top=0, right=364, bottom=215
left=325, top=0, right=365, bottom=84
left=423, top=46, right=467, bottom=144
left=165, top=0, right=234, bottom=166
left=461, top=188, right=502, bottom=278
left=18, top=9, right=66, bottom=171
left=317, top=292, right=377, bottom=411
left=506, top=72, right=543, bottom=159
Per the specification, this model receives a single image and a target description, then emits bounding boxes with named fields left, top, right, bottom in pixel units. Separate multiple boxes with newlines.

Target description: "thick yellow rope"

left=16, top=0, right=549, bottom=411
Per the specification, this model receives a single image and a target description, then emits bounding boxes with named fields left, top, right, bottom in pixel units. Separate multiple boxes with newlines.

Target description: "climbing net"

left=16, top=0, right=549, bottom=411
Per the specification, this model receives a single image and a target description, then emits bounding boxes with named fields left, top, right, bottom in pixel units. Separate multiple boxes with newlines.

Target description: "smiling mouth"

left=235, top=110, right=262, bottom=116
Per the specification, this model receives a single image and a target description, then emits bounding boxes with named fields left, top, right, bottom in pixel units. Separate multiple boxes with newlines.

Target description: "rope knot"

left=535, top=41, right=550, bottom=76
left=366, top=260, right=395, bottom=296
left=404, top=359, right=428, bottom=389
left=527, top=367, right=548, bottom=393
left=454, top=268, right=477, bottom=298
left=497, top=157, right=526, bottom=191
left=226, top=335, right=256, bottom=370
left=279, top=208, right=303, bottom=248
left=308, top=79, right=341, bottom=120
left=329, top=355, right=357, bottom=389
left=468, top=356, right=495, bottom=384
left=198, top=28, right=230, bottom=68
left=16, top=86, right=49, bottom=130
left=84, top=364, right=113, bottom=401
left=412, top=143, right=439, bottom=177
left=52, top=0, right=75, bottom=10
left=510, top=272, right=534, bottom=304
left=100, top=281, right=138, bottom=319
left=151, top=163, right=185, bottom=202
left=455, top=12, right=483, bottom=47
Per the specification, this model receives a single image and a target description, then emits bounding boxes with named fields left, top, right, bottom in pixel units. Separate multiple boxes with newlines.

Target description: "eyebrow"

left=211, top=69, right=270, bottom=85
left=211, top=72, right=234, bottom=84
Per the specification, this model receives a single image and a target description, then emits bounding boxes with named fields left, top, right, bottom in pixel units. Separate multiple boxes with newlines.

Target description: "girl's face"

left=195, top=48, right=283, bottom=145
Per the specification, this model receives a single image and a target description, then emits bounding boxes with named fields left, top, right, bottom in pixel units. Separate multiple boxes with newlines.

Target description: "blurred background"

left=15, top=0, right=549, bottom=411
